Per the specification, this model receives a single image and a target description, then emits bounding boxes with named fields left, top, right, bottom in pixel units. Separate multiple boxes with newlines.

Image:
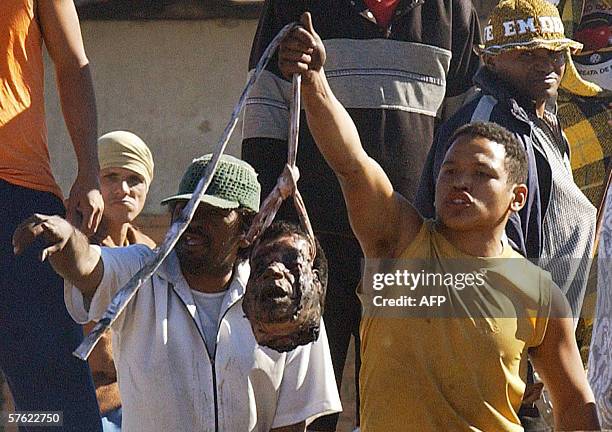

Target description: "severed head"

left=243, top=221, right=327, bottom=352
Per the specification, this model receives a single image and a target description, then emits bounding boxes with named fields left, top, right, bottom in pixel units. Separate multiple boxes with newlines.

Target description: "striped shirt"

left=528, top=114, right=596, bottom=319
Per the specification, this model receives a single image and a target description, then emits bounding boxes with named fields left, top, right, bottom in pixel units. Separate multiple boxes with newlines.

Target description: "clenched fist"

left=278, top=12, right=326, bottom=84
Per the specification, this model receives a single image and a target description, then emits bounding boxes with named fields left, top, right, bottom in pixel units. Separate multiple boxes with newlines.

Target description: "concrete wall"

left=44, top=1, right=501, bottom=217
left=45, top=18, right=259, bottom=216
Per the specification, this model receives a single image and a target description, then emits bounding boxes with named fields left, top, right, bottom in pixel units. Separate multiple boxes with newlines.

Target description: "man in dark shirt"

left=416, top=0, right=596, bottom=321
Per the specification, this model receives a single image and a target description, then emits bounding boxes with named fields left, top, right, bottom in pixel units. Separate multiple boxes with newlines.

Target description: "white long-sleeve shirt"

left=65, top=245, right=341, bottom=432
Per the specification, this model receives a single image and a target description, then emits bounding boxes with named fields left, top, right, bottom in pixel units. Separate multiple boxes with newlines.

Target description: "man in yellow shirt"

left=278, top=13, right=601, bottom=431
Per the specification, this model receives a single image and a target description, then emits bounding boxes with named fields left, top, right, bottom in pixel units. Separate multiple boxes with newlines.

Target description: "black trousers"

left=0, top=179, right=102, bottom=431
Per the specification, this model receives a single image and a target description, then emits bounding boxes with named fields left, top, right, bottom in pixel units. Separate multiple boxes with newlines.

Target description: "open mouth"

left=246, top=280, right=297, bottom=322
left=446, top=192, right=473, bottom=207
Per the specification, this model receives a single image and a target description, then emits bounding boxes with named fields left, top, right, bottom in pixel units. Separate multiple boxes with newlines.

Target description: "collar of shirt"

left=363, top=0, right=400, bottom=28
left=350, top=0, right=425, bottom=31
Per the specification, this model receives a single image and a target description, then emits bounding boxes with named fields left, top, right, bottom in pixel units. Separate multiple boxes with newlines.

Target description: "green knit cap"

left=161, top=154, right=261, bottom=213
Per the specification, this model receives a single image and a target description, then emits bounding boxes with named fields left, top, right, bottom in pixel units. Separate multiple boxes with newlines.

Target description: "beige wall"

left=43, top=8, right=500, bottom=218
left=45, top=18, right=259, bottom=215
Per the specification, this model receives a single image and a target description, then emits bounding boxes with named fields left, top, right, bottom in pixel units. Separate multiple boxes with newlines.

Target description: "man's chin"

left=251, top=320, right=321, bottom=353
left=176, top=252, right=231, bottom=277
left=528, top=85, right=558, bottom=102
left=437, top=215, right=480, bottom=232
left=251, top=321, right=305, bottom=352
left=105, top=209, right=133, bottom=226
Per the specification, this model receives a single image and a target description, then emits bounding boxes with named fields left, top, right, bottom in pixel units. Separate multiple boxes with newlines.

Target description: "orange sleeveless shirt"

left=0, top=0, right=63, bottom=199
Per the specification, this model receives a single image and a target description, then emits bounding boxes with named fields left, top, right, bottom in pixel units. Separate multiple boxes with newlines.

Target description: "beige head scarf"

left=98, top=131, right=154, bottom=187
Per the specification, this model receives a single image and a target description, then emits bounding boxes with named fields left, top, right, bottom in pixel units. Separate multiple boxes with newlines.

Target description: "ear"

left=509, top=183, right=528, bottom=213
left=311, top=268, right=323, bottom=288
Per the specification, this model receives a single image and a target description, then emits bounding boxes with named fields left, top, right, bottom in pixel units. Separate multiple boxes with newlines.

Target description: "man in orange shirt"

left=1, top=1, right=103, bottom=430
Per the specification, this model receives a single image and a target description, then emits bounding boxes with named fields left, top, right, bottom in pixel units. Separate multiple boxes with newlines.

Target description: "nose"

left=452, top=172, right=471, bottom=191
left=120, top=180, right=130, bottom=194
left=263, top=263, right=286, bottom=279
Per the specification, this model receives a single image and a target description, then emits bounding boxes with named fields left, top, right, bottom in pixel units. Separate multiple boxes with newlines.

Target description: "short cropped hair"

left=450, top=122, right=528, bottom=185
left=253, top=221, right=328, bottom=290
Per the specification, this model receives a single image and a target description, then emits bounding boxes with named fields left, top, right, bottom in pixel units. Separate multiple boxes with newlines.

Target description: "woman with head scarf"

left=91, top=131, right=156, bottom=249
left=87, top=130, right=156, bottom=431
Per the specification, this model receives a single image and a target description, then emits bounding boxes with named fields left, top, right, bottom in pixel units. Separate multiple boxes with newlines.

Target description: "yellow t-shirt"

left=359, top=220, right=552, bottom=431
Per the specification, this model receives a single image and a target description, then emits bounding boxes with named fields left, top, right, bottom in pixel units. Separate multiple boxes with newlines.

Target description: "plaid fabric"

left=559, top=90, right=610, bottom=361
left=558, top=89, right=612, bottom=209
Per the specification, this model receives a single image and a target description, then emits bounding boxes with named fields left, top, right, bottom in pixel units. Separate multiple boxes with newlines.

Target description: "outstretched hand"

left=279, top=12, right=326, bottom=84
left=13, top=214, right=75, bottom=262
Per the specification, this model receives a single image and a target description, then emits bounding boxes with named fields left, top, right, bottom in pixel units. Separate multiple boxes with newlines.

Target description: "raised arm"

left=278, top=13, right=422, bottom=257
left=12, top=214, right=103, bottom=302
left=529, top=285, right=600, bottom=431
left=37, top=0, right=103, bottom=235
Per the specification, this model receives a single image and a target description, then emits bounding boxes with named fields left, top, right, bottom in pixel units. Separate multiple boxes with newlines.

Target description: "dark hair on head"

left=251, top=220, right=328, bottom=289
left=450, top=121, right=528, bottom=184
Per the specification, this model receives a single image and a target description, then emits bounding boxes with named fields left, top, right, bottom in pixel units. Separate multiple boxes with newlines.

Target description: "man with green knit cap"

left=12, top=154, right=341, bottom=432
